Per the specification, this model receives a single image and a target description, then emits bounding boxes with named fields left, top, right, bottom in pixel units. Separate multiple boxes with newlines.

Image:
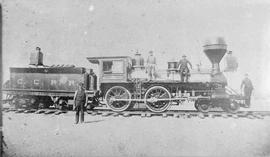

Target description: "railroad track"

left=3, top=107, right=270, bottom=119
left=86, top=109, right=270, bottom=119
left=2, top=108, right=67, bottom=115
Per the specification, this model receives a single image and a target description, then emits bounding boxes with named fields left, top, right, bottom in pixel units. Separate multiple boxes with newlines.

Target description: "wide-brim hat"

left=182, top=54, right=186, bottom=57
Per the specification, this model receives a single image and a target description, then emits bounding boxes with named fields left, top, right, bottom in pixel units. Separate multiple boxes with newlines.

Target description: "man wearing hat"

left=178, top=55, right=192, bottom=82
left=146, top=51, right=156, bottom=80
left=240, top=74, right=254, bottom=107
left=73, top=82, right=87, bottom=124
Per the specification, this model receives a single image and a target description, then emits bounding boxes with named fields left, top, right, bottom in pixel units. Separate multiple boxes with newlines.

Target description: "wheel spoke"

left=108, top=92, right=115, bottom=97
left=159, top=92, right=168, bottom=98
left=119, top=92, right=128, bottom=98
left=119, top=90, right=124, bottom=96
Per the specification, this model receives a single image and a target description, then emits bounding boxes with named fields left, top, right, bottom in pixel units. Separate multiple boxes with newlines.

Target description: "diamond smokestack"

left=203, top=37, right=227, bottom=73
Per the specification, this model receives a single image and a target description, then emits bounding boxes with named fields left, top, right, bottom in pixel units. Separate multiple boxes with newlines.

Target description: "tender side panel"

left=10, top=73, right=85, bottom=91
left=9, top=67, right=88, bottom=94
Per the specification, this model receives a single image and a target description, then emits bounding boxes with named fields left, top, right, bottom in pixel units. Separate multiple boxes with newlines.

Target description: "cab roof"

left=87, top=56, right=131, bottom=64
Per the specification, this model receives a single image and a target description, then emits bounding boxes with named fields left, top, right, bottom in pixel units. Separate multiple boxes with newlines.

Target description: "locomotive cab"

left=87, top=56, right=133, bottom=83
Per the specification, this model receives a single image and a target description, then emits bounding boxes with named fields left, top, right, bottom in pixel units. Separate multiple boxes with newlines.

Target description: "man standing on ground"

left=178, top=55, right=192, bottom=82
left=73, top=82, right=87, bottom=124
left=240, top=74, right=254, bottom=107
left=146, top=51, right=156, bottom=80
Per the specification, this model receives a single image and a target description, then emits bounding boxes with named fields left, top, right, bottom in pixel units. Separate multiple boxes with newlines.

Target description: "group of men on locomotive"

left=145, top=50, right=192, bottom=82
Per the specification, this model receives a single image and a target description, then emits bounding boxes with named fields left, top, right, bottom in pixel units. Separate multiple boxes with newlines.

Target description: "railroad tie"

left=54, top=111, right=61, bottom=115
left=181, top=114, right=187, bottom=119
left=123, top=112, right=131, bottom=117
left=3, top=109, right=10, bottom=112
left=247, top=115, right=255, bottom=119
left=54, top=110, right=65, bottom=115
left=2, top=108, right=10, bottom=112
left=15, top=109, right=25, bottom=113
left=23, top=110, right=30, bottom=113
left=91, top=112, right=98, bottom=116
left=24, top=109, right=37, bottom=113
left=86, top=110, right=95, bottom=115
left=101, top=112, right=110, bottom=117
left=221, top=114, right=228, bottom=118
left=162, top=113, right=168, bottom=118
left=141, top=113, right=146, bottom=117
left=112, top=112, right=120, bottom=117
left=146, top=113, right=152, bottom=117
left=253, top=114, right=264, bottom=119
left=198, top=113, right=205, bottom=119
left=208, top=114, right=215, bottom=118
left=232, top=114, right=239, bottom=119
left=181, top=114, right=190, bottom=119
left=173, top=113, right=179, bottom=118
left=44, top=110, right=56, bottom=114
left=35, top=109, right=45, bottom=114
left=256, top=114, right=263, bottom=119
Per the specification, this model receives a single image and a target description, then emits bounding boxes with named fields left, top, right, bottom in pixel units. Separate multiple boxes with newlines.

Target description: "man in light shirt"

left=146, top=51, right=156, bottom=80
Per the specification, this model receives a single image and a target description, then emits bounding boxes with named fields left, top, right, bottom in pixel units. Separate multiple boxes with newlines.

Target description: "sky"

left=2, top=0, right=270, bottom=97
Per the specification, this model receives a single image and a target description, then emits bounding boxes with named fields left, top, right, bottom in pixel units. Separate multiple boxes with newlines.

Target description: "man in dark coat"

left=240, top=74, right=254, bottom=107
left=178, top=55, right=192, bottom=82
left=73, top=82, right=87, bottom=124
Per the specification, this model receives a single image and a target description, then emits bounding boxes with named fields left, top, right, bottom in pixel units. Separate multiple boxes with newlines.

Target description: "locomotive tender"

left=3, top=63, right=97, bottom=109
left=3, top=38, right=245, bottom=113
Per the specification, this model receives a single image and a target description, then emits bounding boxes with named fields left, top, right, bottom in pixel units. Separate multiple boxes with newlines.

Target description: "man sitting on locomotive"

left=178, top=55, right=192, bottom=82
left=146, top=51, right=157, bottom=80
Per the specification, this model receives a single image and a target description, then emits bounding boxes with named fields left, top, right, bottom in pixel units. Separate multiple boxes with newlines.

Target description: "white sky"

left=2, top=0, right=270, bottom=97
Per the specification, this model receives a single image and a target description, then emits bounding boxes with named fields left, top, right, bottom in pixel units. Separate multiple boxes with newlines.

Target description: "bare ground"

left=2, top=109, right=270, bottom=157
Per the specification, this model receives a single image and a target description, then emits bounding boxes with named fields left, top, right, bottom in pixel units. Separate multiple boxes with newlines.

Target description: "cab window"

left=103, top=60, right=124, bottom=74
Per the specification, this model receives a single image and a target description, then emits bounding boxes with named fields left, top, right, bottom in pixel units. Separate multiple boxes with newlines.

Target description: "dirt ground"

left=2, top=108, right=270, bottom=157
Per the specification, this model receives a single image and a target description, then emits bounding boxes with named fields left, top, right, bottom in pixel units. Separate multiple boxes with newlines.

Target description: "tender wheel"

left=225, top=101, right=240, bottom=113
left=105, top=86, right=131, bottom=112
left=29, top=97, right=38, bottom=109
left=144, top=86, right=171, bottom=113
left=58, top=99, right=68, bottom=110
left=196, top=99, right=210, bottom=113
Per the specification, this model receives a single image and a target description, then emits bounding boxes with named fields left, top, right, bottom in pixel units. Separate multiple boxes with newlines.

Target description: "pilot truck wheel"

left=195, top=99, right=211, bottom=113
left=224, top=101, right=240, bottom=113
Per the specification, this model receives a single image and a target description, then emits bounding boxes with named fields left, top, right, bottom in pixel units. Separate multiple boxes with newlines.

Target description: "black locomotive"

left=3, top=39, right=245, bottom=113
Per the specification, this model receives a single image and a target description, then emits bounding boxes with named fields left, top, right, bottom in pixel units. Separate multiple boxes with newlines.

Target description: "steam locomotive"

left=3, top=38, right=245, bottom=113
